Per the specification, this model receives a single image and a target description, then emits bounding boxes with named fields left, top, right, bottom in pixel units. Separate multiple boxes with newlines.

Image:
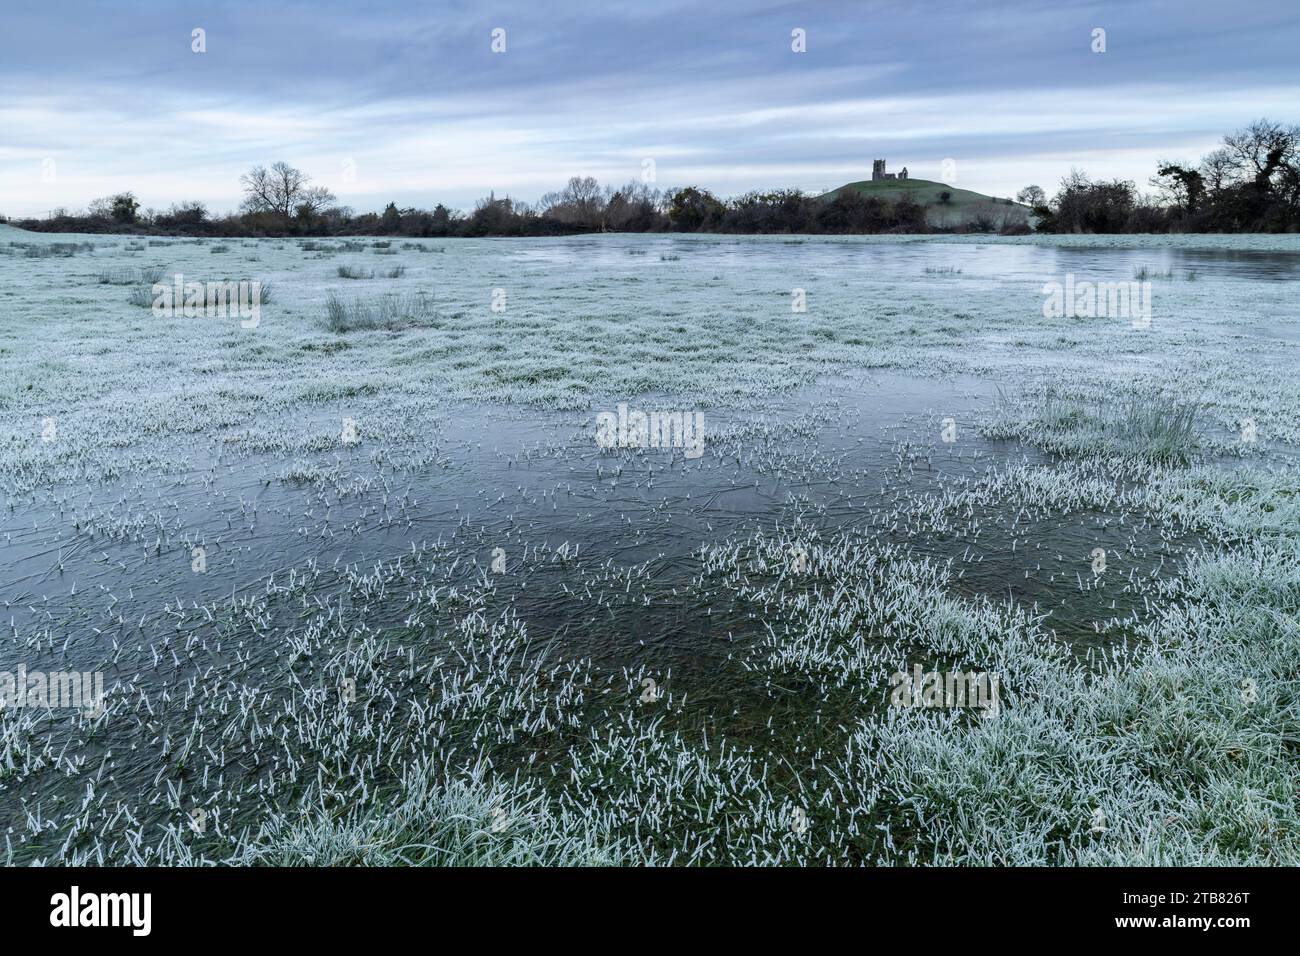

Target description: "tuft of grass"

left=22, top=242, right=94, bottom=258
left=232, top=760, right=621, bottom=866
left=384, top=266, right=406, bottom=279
left=337, top=264, right=374, bottom=280
left=325, top=291, right=436, bottom=332
left=1108, top=396, right=1200, bottom=465
left=1134, top=265, right=1174, bottom=281
left=99, top=265, right=165, bottom=286
left=125, top=277, right=272, bottom=310
left=126, top=284, right=154, bottom=308
left=988, top=387, right=1201, bottom=466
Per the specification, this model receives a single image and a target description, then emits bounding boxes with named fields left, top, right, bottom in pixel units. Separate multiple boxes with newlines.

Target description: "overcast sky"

left=1, top=0, right=1297, bottom=217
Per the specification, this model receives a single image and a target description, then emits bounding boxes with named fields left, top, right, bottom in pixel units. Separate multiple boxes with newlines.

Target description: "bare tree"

left=87, top=192, right=140, bottom=223
left=540, top=176, right=605, bottom=226
left=1195, top=120, right=1300, bottom=215
left=1222, top=120, right=1294, bottom=174
left=241, top=161, right=336, bottom=220
left=295, top=187, right=337, bottom=219
left=1016, top=185, right=1046, bottom=207
left=603, top=181, right=661, bottom=231
left=1219, top=119, right=1299, bottom=188
left=1199, top=148, right=1235, bottom=192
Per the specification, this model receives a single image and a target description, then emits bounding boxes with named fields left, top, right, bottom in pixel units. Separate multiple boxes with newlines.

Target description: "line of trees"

left=1021, top=119, right=1300, bottom=233
left=11, top=171, right=938, bottom=238
left=8, top=120, right=1296, bottom=237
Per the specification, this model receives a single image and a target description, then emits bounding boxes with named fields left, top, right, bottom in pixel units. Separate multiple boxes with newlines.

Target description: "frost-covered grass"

left=324, top=291, right=437, bottom=332
left=0, top=240, right=95, bottom=257
left=0, top=225, right=1297, bottom=866
left=1134, top=265, right=1174, bottom=281
left=988, top=387, right=1202, bottom=465
left=6, top=512, right=1291, bottom=866
left=232, top=761, right=622, bottom=867
left=2, top=227, right=1296, bottom=497
left=701, top=528, right=1300, bottom=864
left=98, top=265, right=165, bottom=286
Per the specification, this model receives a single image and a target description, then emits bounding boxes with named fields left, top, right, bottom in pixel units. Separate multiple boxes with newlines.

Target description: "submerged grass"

left=232, top=761, right=621, bottom=866
left=698, top=525, right=1300, bottom=864
left=2, top=231, right=1298, bottom=866
left=7, top=502, right=1290, bottom=867
left=856, top=539, right=1300, bottom=864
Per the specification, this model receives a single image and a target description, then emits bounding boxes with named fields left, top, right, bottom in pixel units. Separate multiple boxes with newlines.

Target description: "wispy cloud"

left=1, top=0, right=1297, bottom=216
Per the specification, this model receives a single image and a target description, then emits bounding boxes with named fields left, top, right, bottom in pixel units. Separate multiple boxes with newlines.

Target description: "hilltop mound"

left=0, top=222, right=36, bottom=240
left=821, top=178, right=1029, bottom=229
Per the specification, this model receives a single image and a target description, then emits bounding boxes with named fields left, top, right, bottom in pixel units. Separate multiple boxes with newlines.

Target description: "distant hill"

left=819, top=178, right=1030, bottom=229
left=0, top=222, right=82, bottom=243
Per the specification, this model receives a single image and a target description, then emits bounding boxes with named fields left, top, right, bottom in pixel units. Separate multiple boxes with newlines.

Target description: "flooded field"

left=2, top=228, right=1298, bottom=864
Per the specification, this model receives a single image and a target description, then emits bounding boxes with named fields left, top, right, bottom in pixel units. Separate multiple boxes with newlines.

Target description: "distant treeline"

left=1021, top=119, right=1300, bottom=233
left=8, top=174, right=940, bottom=239
left=7, top=120, right=1297, bottom=237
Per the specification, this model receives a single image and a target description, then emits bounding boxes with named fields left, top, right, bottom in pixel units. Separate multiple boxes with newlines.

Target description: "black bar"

left=0, top=867, right=1275, bottom=940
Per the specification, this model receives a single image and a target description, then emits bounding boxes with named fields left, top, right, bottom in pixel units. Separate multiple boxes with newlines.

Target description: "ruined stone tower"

left=871, top=159, right=907, bottom=181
